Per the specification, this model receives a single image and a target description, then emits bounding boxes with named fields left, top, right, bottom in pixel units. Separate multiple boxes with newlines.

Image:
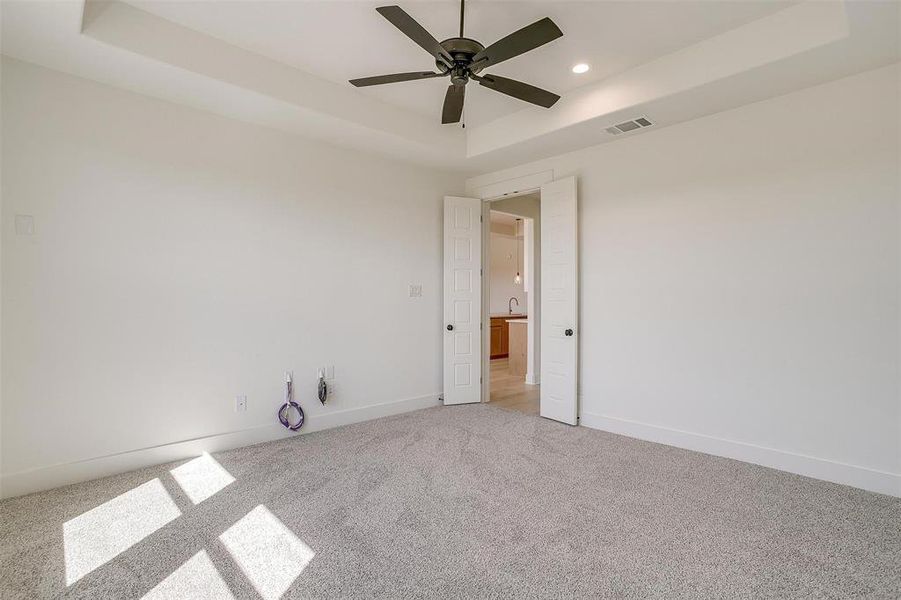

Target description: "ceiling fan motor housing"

left=437, top=37, right=486, bottom=80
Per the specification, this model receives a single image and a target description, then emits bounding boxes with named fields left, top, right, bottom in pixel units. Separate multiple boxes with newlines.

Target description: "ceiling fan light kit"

left=349, top=0, right=564, bottom=124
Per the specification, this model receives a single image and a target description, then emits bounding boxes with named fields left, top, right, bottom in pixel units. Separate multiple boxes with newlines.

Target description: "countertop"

left=507, top=319, right=529, bottom=324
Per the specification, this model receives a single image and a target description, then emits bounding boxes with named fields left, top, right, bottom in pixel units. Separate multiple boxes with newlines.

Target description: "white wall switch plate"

left=409, top=284, right=422, bottom=298
left=325, top=365, right=335, bottom=380
left=235, top=395, right=247, bottom=412
left=15, top=215, right=35, bottom=236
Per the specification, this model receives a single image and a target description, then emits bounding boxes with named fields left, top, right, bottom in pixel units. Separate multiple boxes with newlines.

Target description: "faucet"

left=508, top=297, right=519, bottom=314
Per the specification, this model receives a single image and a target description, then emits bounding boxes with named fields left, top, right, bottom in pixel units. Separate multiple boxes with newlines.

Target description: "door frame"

left=470, top=170, right=555, bottom=406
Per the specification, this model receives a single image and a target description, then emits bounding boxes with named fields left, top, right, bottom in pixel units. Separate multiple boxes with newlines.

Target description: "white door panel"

left=540, top=177, right=578, bottom=424
left=444, top=196, right=482, bottom=405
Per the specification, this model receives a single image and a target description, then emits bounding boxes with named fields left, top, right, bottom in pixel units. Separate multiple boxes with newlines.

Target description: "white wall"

left=0, top=58, right=460, bottom=497
left=3, top=57, right=898, bottom=498
left=489, top=233, right=525, bottom=315
left=468, top=64, right=901, bottom=496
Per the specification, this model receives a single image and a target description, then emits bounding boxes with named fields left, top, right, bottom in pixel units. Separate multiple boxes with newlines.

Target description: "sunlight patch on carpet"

left=219, top=505, right=314, bottom=600
left=63, top=478, right=180, bottom=585
left=142, top=550, right=234, bottom=600
left=170, top=453, right=235, bottom=505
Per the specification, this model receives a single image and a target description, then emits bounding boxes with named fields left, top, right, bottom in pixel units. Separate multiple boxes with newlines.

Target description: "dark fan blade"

left=442, top=84, right=465, bottom=124
left=350, top=71, right=445, bottom=87
left=471, top=17, right=563, bottom=69
left=477, top=74, right=560, bottom=108
left=376, top=6, right=455, bottom=67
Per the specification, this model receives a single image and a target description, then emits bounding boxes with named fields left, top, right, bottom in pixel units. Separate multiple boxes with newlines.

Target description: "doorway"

left=487, top=193, right=540, bottom=415
left=443, top=175, right=578, bottom=424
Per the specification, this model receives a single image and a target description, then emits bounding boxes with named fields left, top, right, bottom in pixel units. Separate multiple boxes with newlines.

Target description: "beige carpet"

left=1, top=404, right=899, bottom=599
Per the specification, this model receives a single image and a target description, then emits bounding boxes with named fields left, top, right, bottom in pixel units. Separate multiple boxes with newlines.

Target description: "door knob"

left=564, top=328, right=573, bottom=336
left=447, top=324, right=454, bottom=331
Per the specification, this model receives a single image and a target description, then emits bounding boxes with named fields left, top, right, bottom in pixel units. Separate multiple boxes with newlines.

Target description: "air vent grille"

left=605, top=116, right=654, bottom=135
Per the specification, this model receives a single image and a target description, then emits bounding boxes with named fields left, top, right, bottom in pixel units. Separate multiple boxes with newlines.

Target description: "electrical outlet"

left=15, top=215, right=35, bottom=236
left=409, top=284, right=422, bottom=298
left=235, top=395, right=247, bottom=412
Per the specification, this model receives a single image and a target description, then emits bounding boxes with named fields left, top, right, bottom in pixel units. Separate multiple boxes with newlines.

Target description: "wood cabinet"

left=508, top=320, right=527, bottom=376
left=490, top=316, right=526, bottom=359
left=490, top=322, right=504, bottom=359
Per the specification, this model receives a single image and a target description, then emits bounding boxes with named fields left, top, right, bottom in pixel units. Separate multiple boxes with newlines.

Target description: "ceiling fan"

left=349, top=0, right=563, bottom=124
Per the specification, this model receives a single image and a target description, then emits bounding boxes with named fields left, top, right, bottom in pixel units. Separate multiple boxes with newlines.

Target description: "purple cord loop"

left=278, top=401, right=304, bottom=431
left=278, top=373, right=304, bottom=431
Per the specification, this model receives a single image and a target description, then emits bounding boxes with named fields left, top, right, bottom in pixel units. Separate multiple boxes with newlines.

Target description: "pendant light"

left=513, top=219, right=522, bottom=285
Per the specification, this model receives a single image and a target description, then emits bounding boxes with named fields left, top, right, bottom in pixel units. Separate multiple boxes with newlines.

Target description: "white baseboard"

left=0, top=393, right=440, bottom=500
left=580, top=412, right=900, bottom=498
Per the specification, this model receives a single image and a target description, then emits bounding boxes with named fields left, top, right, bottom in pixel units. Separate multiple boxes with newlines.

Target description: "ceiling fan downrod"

left=459, top=0, right=465, bottom=38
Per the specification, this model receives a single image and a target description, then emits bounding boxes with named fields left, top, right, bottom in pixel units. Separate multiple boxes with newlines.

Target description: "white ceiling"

left=1, top=1, right=898, bottom=174
left=123, top=0, right=795, bottom=127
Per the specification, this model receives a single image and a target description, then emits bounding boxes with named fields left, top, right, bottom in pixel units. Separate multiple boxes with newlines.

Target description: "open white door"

left=540, top=177, right=578, bottom=424
left=443, top=196, right=482, bottom=405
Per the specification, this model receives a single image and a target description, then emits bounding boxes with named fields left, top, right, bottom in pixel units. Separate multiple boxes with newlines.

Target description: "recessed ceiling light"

left=571, top=63, right=590, bottom=74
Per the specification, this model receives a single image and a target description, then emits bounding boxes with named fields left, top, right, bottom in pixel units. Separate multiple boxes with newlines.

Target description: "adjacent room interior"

left=1, top=0, right=899, bottom=598
left=488, top=196, right=539, bottom=415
